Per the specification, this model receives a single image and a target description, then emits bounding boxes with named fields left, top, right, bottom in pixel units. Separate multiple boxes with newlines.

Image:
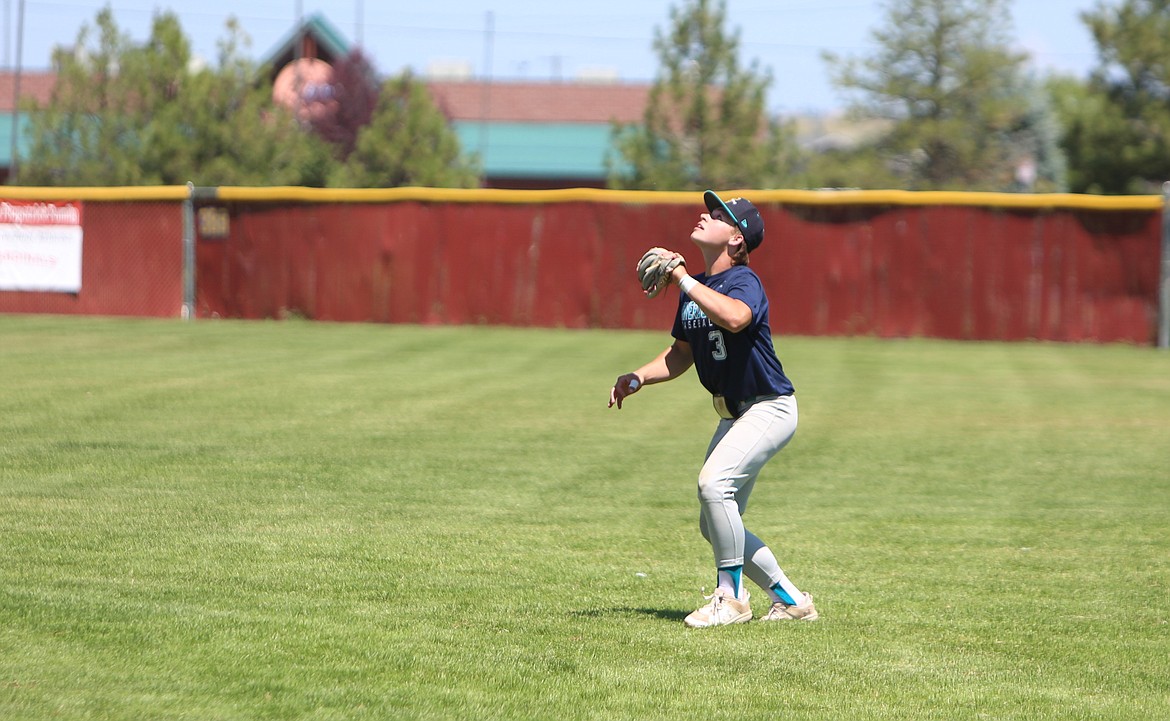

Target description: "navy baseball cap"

left=704, top=190, right=764, bottom=252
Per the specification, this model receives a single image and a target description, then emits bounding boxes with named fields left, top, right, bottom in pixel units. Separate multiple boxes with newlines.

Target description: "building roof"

left=0, top=72, right=654, bottom=125
left=0, top=71, right=58, bottom=112
left=261, top=12, right=353, bottom=71
left=427, top=80, right=649, bottom=124
left=428, top=80, right=650, bottom=185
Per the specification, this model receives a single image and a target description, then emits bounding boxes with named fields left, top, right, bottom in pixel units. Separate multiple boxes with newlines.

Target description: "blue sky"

left=6, top=0, right=1101, bottom=113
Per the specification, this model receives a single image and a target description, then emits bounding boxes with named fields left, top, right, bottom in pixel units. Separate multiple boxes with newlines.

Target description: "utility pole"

left=355, top=0, right=363, bottom=47
left=9, top=0, right=23, bottom=183
left=477, top=11, right=494, bottom=164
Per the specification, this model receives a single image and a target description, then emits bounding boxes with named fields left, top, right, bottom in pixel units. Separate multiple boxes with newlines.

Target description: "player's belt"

left=712, top=394, right=781, bottom=420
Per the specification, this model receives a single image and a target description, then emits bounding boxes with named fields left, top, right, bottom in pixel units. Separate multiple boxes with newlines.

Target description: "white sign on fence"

left=0, top=201, right=84, bottom=293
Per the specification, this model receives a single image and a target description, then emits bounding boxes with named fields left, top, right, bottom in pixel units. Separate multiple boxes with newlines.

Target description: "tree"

left=308, top=49, right=381, bottom=161
left=606, top=0, right=797, bottom=191
left=1055, top=0, right=1170, bottom=194
left=328, top=72, right=480, bottom=188
left=823, top=0, right=1064, bottom=191
left=18, top=9, right=332, bottom=186
left=802, top=144, right=901, bottom=192
left=1047, top=73, right=1124, bottom=194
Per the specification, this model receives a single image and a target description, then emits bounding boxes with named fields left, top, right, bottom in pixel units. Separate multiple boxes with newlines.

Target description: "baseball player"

left=608, top=190, right=818, bottom=628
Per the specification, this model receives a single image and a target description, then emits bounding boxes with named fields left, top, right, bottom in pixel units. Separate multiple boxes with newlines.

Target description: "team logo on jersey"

left=681, top=300, right=710, bottom=330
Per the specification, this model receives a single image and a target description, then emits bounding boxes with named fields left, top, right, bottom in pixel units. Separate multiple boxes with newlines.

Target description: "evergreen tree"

left=824, top=0, right=1064, bottom=191
left=328, top=72, right=480, bottom=188
left=606, top=0, right=797, bottom=191
left=1056, top=0, right=1170, bottom=193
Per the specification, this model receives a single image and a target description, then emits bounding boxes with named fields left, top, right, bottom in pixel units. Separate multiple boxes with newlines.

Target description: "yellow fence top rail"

left=0, top=186, right=191, bottom=201
left=1, top=185, right=1163, bottom=211
left=209, top=186, right=1170, bottom=211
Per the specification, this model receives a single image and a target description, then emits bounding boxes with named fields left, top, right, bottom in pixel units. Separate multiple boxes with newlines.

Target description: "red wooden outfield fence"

left=1, top=185, right=1168, bottom=347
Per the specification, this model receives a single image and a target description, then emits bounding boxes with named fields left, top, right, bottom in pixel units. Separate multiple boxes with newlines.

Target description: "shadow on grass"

left=571, top=607, right=689, bottom=622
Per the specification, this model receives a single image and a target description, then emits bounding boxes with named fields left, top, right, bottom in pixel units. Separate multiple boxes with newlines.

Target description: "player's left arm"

left=608, top=339, right=694, bottom=409
left=667, top=265, right=752, bottom=333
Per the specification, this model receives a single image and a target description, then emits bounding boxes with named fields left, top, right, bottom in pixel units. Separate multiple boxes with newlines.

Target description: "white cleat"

left=684, top=588, right=752, bottom=628
left=760, top=592, right=819, bottom=621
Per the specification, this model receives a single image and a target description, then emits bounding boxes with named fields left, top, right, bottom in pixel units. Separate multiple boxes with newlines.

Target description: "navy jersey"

left=671, top=265, right=794, bottom=410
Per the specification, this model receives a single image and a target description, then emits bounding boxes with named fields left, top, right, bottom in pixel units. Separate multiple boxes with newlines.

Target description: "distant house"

left=426, top=80, right=649, bottom=189
left=263, top=13, right=352, bottom=83
left=262, top=14, right=651, bottom=188
left=265, top=13, right=650, bottom=188
left=0, top=12, right=652, bottom=188
left=0, top=71, right=56, bottom=184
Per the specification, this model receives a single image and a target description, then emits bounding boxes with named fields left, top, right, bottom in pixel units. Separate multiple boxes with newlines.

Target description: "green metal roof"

left=452, top=121, right=615, bottom=179
left=261, top=12, right=352, bottom=67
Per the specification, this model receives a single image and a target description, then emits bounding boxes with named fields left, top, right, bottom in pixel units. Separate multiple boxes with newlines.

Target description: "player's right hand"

left=608, top=373, right=643, bottom=409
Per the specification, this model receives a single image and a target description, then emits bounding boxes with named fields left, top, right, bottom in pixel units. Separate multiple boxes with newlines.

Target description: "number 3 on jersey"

left=708, top=329, right=727, bottom=360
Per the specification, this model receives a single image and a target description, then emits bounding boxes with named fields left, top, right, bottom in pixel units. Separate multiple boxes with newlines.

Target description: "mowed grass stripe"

left=1, top=315, right=1167, bottom=720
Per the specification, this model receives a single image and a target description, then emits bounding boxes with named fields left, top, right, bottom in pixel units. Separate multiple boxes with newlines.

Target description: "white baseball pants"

left=697, top=394, right=799, bottom=591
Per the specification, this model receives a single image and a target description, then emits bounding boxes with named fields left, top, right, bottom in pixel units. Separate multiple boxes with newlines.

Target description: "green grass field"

left=1, top=314, right=1168, bottom=720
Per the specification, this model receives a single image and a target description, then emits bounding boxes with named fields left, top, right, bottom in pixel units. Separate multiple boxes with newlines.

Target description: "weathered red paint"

left=2, top=197, right=1162, bottom=344
left=0, top=201, right=184, bottom=318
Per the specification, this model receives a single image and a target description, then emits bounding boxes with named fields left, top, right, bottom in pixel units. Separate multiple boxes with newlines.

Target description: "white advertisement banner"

left=0, top=201, right=84, bottom=293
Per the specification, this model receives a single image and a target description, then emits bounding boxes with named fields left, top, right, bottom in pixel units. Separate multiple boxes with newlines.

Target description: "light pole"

left=8, top=0, right=22, bottom=183
left=355, top=0, right=363, bottom=47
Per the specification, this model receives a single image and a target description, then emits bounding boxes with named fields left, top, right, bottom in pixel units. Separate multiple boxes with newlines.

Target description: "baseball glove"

left=637, top=247, right=686, bottom=299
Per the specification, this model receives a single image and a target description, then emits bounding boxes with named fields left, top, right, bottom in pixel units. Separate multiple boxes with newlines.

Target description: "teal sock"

left=717, top=565, right=743, bottom=598
left=770, top=582, right=798, bottom=606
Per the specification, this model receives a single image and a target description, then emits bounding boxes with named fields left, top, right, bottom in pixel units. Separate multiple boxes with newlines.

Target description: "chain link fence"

left=0, top=188, right=188, bottom=318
